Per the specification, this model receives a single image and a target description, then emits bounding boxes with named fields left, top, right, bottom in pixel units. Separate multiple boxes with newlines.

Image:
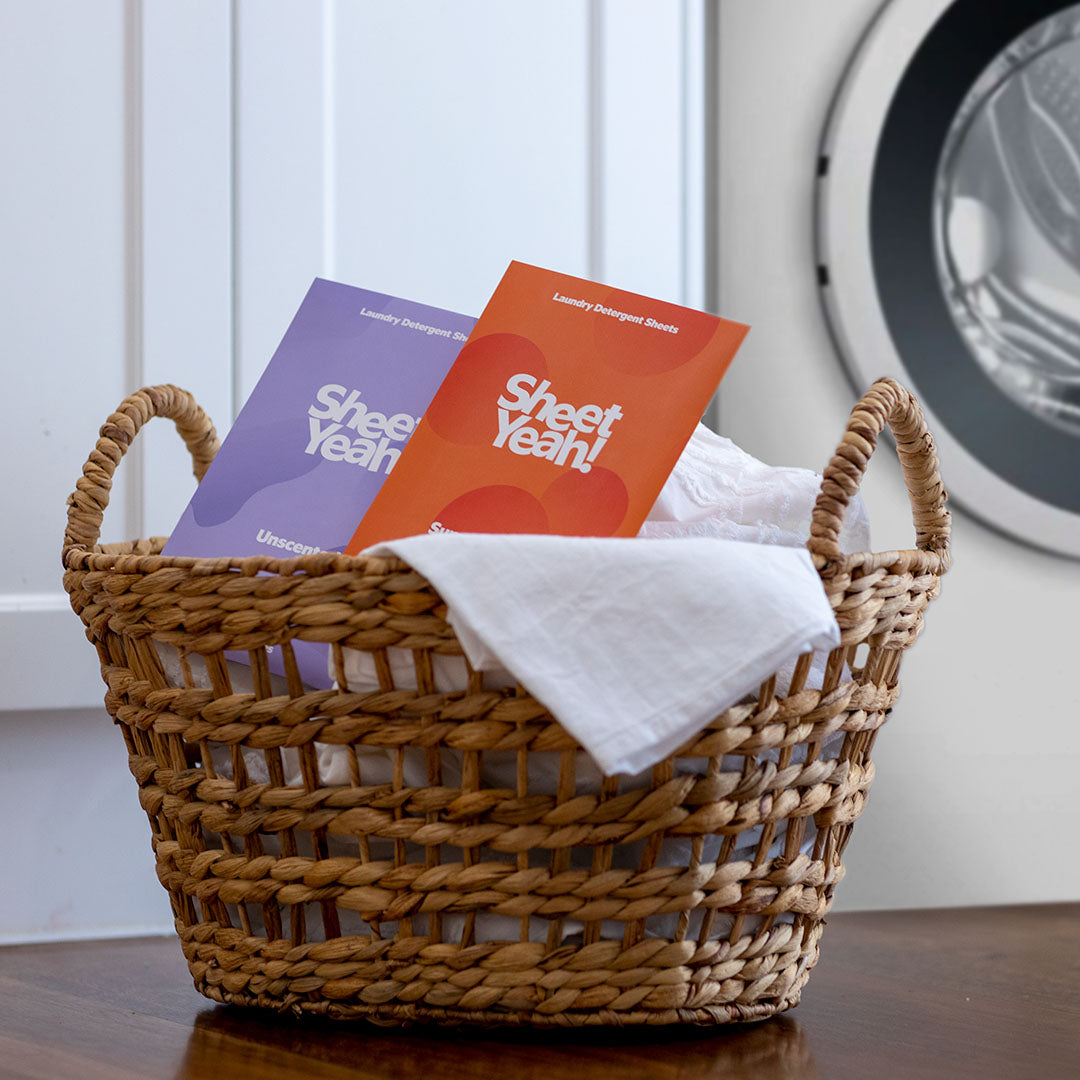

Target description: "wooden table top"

left=1, top=903, right=1077, bottom=1079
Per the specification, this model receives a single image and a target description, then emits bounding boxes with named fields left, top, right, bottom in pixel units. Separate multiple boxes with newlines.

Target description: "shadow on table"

left=177, top=1004, right=818, bottom=1079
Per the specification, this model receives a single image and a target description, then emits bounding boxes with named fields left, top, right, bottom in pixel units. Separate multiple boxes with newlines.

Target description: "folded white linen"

left=362, top=533, right=840, bottom=776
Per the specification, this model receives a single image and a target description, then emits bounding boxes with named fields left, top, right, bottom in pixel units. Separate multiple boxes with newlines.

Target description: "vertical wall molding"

left=680, top=0, right=707, bottom=313
left=701, top=0, right=721, bottom=430
left=587, top=0, right=606, bottom=284
left=124, top=0, right=145, bottom=544
left=321, top=0, right=338, bottom=286
left=230, top=0, right=242, bottom=423
left=703, top=0, right=720, bottom=317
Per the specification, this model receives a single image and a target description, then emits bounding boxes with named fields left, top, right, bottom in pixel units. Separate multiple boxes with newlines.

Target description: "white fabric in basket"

left=361, top=533, right=840, bottom=776
left=340, top=419, right=865, bottom=777
left=339, top=421, right=869, bottom=708
left=642, top=421, right=870, bottom=550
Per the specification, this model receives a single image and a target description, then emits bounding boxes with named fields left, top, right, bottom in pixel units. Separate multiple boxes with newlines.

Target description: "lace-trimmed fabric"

left=643, top=423, right=871, bottom=553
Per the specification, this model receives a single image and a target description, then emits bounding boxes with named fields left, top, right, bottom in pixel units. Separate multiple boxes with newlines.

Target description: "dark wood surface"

left=1, top=903, right=1077, bottom=1079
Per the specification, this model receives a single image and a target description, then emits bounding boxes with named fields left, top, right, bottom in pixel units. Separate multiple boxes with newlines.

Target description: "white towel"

left=363, top=533, right=840, bottom=775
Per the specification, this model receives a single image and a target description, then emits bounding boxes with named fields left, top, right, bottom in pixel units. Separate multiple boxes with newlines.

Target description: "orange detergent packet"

left=345, top=261, right=749, bottom=551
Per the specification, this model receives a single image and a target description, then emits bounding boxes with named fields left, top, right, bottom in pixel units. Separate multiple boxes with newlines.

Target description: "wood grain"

left=1, top=904, right=1076, bottom=1080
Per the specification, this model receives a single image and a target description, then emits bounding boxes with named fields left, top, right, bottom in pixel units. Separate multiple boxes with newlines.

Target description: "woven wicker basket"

left=61, top=377, right=949, bottom=1027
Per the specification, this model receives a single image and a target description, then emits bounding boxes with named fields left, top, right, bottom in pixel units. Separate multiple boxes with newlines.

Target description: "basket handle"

left=63, top=384, right=220, bottom=553
left=808, top=377, right=950, bottom=575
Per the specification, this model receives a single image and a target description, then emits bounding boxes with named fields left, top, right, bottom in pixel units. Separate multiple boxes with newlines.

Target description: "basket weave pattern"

left=62, top=379, right=949, bottom=1026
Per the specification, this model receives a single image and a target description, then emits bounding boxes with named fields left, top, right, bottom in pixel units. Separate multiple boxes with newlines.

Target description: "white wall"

left=1, top=0, right=704, bottom=943
left=715, top=0, right=1080, bottom=910
left=0, top=711, right=175, bottom=944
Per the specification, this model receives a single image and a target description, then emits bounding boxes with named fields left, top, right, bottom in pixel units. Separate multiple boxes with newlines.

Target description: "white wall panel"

left=0, top=710, right=174, bottom=943
left=327, top=0, right=591, bottom=319
left=0, top=0, right=132, bottom=709
left=598, top=0, right=684, bottom=300
left=233, top=0, right=333, bottom=402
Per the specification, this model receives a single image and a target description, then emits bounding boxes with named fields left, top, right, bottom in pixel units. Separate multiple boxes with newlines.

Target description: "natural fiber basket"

left=62, top=377, right=949, bottom=1027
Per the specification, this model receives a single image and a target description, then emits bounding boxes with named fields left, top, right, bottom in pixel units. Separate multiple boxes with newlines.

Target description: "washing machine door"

left=819, top=0, right=1080, bottom=556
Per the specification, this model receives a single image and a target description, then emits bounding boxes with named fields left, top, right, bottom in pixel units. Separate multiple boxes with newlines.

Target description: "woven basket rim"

left=61, top=380, right=951, bottom=588
left=62, top=540, right=410, bottom=576
left=61, top=535, right=946, bottom=585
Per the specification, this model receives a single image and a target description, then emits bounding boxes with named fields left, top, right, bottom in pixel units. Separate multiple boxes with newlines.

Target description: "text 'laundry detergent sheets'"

left=346, top=261, right=750, bottom=552
left=163, top=277, right=476, bottom=688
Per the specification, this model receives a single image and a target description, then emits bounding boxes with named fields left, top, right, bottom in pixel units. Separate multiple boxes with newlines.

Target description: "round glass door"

left=818, top=0, right=1080, bottom=557
left=936, top=7, right=1080, bottom=437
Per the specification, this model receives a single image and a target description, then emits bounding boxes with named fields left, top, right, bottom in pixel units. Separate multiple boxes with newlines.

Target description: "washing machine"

left=817, top=0, right=1080, bottom=557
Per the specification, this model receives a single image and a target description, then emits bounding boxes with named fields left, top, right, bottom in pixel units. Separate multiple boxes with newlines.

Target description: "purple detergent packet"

left=163, top=277, right=475, bottom=688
